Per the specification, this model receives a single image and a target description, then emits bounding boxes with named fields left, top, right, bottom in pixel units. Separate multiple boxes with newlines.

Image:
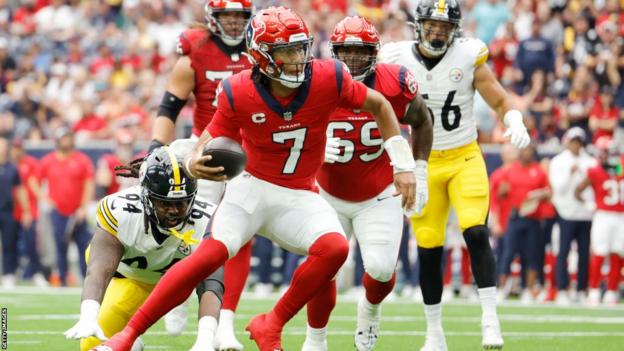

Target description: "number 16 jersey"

left=379, top=37, right=489, bottom=150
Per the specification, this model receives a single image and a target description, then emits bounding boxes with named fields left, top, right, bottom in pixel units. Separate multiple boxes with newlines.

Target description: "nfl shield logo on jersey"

left=449, top=68, right=463, bottom=82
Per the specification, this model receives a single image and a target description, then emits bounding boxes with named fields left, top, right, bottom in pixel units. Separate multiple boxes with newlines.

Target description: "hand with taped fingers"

left=393, top=170, right=416, bottom=212
left=324, top=137, right=341, bottom=163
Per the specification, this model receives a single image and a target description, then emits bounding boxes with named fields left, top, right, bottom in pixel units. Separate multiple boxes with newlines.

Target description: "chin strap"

left=170, top=228, right=199, bottom=246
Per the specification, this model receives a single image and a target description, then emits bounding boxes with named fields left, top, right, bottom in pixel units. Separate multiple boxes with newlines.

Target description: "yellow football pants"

left=411, top=141, right=490, bottom=248
left=80, top=277, right=154, bottom=351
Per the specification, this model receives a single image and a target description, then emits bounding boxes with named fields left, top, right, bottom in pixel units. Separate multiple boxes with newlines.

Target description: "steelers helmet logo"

left=449, top=68, right=463, bottom=82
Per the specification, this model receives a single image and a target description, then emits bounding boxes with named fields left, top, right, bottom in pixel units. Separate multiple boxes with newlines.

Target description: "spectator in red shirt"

left=497, top=143, right=551, bottom=303
left=39, top=128, right=94, bottom=286
left=10, top=138, right=47, bottom=286
left=589, top=85, right=619, bottom=142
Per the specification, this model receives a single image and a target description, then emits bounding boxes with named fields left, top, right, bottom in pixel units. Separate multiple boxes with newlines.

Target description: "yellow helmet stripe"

left=438, top=0, right=446, bottom=14
left=164, top=146, right=182, bottom=191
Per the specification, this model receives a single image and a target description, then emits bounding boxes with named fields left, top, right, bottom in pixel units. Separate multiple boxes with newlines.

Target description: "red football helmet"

left=205, top=0, right=254, bottom=46
left=245, top=6, right=314, bottom=88
left=330, top=16, right=380, bottom=81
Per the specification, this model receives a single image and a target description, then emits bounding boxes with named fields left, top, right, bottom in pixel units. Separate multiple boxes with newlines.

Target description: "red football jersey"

left=587, top=160, right=624, bottom=212
left=208, top=59, right=368, bottom=191
left=317, top=63, right=418, bottom=201
left=177, top=29, right=252, bottom=136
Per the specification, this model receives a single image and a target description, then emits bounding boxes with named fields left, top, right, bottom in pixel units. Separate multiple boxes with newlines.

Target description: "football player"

left=147, top=1, right=254, bottom=345
left=379, top=0, right=531, bottom=350
left=94, top=6, right=416, bottom=351
left=65, top=147, right=223, bottom=351
left=575, top=137, right=624, bottom=306
left=302, top=16, right=433, bottom=351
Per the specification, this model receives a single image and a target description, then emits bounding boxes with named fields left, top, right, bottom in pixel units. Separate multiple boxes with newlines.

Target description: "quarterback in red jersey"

left=575, top=137, right=624, bottom=306
left=93, top=7, right=416, bottom=351
left=304, top=16, right=432, bottom=351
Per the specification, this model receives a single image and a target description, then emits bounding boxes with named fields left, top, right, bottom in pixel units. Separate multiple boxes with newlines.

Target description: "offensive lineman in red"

left=93, top=7, right=417, bottom=351
left=150, top=0, right=253, bottom=148
left=147, top=1, right=255, bottom=345
left=575, top=137, right=624, bottom=306
left=309, top=16, right=432, bottom=351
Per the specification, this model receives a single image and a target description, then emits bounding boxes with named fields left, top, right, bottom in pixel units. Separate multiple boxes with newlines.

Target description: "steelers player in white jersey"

left=379, top=1, right=530, bottom=350
left=64, top=147, right=223, bottom=351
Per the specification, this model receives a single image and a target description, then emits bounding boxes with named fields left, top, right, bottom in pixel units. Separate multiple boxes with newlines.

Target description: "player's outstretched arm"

left=402, top=94, right=433, bottom=162
left=190, top=269, right=225, bottom=351
left=150, top=56, right=195, bottom=153
left=183, top=130, right=227, bottom=182
left=474, top=62, right=530, bottom=149
left=64, top=228, right=124, bottom=341
left=362, top=88, right=417, bottom=211
left=402, top=94, right=433, bottom=215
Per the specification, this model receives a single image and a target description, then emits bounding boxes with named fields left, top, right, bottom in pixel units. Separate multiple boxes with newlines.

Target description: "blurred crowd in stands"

left=0, top=0, right=623, bottom=306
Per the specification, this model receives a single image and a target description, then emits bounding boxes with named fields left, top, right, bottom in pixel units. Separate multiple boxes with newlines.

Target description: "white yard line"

left=13, top=313, right=624, bottom=325
left=8, top=330, right=624, bottom=337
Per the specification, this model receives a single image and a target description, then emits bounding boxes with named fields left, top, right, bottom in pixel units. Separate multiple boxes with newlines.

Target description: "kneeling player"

left=64, top=147, right=223, bottom=351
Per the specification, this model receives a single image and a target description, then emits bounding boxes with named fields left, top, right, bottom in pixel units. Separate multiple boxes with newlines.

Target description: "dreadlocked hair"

left=114, top=157, right=146, bottom=178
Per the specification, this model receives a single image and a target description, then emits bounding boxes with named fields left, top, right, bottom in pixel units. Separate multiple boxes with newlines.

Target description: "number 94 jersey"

left=379, top=38, right=489, bottom=150
left=95, top=185, right=216, bottom=284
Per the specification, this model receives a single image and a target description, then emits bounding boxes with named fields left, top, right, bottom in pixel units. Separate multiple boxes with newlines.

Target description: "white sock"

left=306, top=324, right=327, bottom=343
left=478, top=287, right=498, bottom=319
left=217, top=309, right=235, bottom=332
left=360, top=296, right=380, bottom=317
left=195, top=316, right=218, bottom=346
left=423, top=303, right=443, bottom=335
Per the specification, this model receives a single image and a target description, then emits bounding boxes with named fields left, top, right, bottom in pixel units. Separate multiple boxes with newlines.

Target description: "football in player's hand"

left=202, top=137, right=247, bottom=179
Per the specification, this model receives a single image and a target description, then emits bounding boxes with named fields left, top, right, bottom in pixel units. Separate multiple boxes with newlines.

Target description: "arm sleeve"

left=207, top=81, right=242, bottom=143
left=475, top=40, right=490, bottom=67
left=96, top=196, right=118, bottom=237
left=388, top=66, right=418, bottom=120
left=337, top=64, right=368, bottom=110
left=176, top=31, right=192, bottom=56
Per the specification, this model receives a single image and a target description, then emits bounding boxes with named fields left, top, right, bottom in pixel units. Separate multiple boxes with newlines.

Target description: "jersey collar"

left=210, top=35, right=246, bottom=59
left=363, top=71, right=376, bottom=89
left=412, top=43, right=444, bottom=71
left=253, top=75, right=312, bottom=121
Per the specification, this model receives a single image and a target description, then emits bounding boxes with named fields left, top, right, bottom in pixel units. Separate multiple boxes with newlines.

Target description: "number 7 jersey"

left=95, top=185, right=216, bottom=284
left=379, top=38, right=489, bottom=150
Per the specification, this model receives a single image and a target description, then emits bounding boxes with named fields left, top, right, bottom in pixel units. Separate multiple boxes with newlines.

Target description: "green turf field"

left=1, top=287, right=623, bottom=350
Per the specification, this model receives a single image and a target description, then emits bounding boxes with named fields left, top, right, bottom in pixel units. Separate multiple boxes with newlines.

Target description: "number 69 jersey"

left=379, top=37, right=489, bottom=150
left=317, top=63, right=417, bottom=202
left=95, top=185, right=216, bottom=285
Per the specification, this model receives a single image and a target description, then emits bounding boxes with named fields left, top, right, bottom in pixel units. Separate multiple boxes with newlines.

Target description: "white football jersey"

left=379, top=38, right=489, bottom=150
left=95, top=185, right=216, bottom=284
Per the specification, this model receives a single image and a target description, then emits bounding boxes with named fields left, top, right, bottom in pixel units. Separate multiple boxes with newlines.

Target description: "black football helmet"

left=139, top=147, right=197, bottom=230
left=414, top=0, right=462, bottom=57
